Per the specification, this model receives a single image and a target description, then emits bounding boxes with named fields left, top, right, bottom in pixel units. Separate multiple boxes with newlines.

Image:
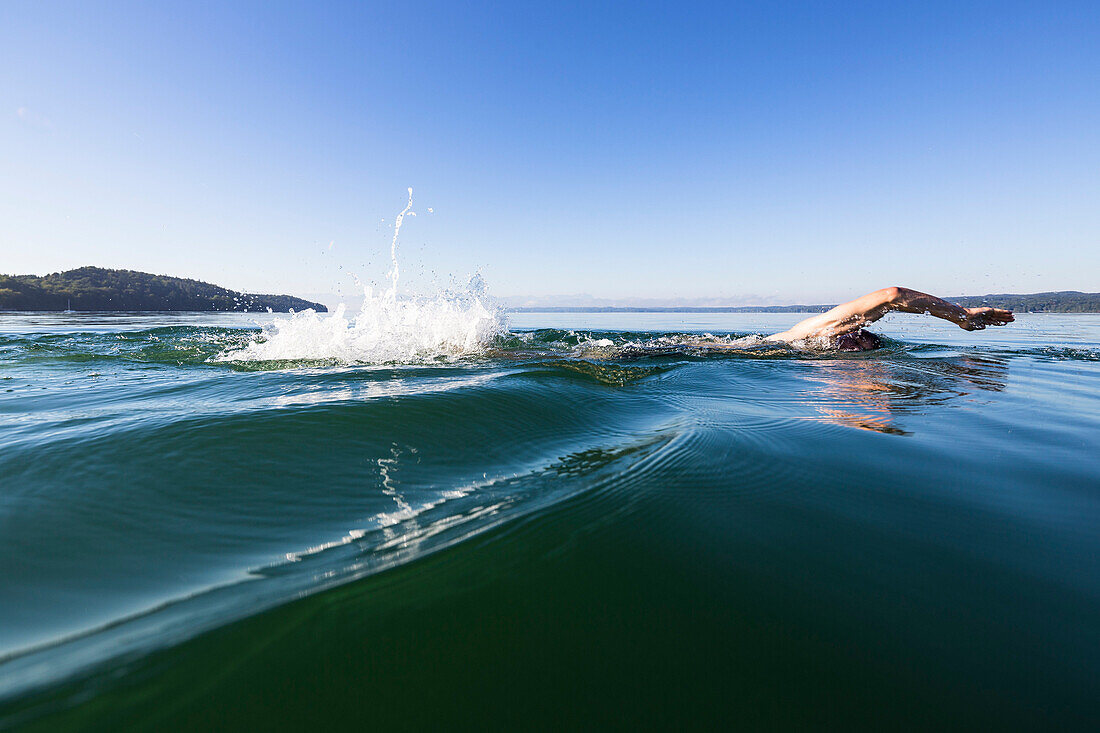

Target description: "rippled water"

left=1, top=311, right=1098, bottom=729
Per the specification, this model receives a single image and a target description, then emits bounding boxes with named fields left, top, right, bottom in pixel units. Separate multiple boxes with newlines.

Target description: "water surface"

left=1, top=311, right=1098, bottom=729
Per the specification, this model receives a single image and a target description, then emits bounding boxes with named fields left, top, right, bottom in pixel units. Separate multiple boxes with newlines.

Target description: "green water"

left=1, top=312, right=1098, bottom=730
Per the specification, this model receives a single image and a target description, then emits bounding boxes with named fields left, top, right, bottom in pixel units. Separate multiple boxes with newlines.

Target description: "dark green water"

left=1, top=312, right=1098, bottom=730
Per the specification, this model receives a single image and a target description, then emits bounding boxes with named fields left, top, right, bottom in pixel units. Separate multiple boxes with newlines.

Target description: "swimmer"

left=766, top=286, right=1015, bottom=351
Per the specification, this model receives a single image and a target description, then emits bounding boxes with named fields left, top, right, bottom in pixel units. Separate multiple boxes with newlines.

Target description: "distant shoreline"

left=507, top=291, right=1100, bottom=314
left=0, top=309, right=316, bottom=314
left=3, top=270, right=1097, bottom=314
left=2, top=305, right=1091, bottom=312
left=506, top=307, right=1100, bottom=313
left=0, top=267, right=326, bottom=313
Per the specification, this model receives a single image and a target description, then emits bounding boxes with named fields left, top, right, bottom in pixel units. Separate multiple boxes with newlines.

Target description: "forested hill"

left=0, top=267, right=327, bottom=312
left=948, top=291, right=1100, bottom=313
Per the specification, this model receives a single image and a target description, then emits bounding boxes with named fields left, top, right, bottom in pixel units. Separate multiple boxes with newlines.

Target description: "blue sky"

left=3, top=0, right=1098, bottom=304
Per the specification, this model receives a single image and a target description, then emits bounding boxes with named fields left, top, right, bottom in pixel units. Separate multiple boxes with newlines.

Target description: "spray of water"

left=219, top=189, right=505, bottom=364
left=385, top=187, right=414, bottom=300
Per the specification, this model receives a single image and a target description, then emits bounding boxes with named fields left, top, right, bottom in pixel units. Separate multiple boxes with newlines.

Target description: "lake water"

left=1, top=310, right=1098, bottom=729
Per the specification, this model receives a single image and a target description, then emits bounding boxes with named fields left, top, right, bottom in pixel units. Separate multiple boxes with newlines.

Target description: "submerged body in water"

left=612, top=286, right=1014, bottom=358
left=766, top=285, right=1015, bottom=350
left=1, top=308, right=1095, bottom=731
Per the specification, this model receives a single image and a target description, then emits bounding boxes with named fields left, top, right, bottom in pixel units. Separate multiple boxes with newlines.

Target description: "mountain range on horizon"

left=501, top=290, right=1100, bottom=313
left=309, top=290, right=1100, bottom=314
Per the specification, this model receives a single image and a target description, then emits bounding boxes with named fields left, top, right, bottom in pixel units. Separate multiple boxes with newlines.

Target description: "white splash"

left=219, top=188, right=505, bottom=364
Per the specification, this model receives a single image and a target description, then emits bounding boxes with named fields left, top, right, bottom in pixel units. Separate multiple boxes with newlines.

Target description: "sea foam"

left=219, top=189, right=505, bottom=364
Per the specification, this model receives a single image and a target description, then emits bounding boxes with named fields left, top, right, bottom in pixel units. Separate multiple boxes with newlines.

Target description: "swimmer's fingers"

left=961, top=307, right=1014, bottom=330
left=984, top=307, right=1014, bottom=326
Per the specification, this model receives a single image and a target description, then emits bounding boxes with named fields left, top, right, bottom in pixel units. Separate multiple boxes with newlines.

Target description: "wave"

left=3, top=327, right=1100, bottom=374
left=3, top=314, right=1099, bottom=728
left=0, top=407, right=677, bottom=703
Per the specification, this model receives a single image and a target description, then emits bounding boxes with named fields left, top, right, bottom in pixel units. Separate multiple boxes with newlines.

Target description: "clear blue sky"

left=3, top=0, right=1098, bottom=304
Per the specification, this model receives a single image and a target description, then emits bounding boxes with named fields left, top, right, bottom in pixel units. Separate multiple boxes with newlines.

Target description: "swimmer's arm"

left=768, top=287, right=1014, bottom=342
left=881, top=287, right=1014, bottom=330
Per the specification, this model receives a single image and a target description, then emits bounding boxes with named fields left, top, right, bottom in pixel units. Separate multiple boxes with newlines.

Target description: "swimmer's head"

left=835, top=329, right=882, bottom=352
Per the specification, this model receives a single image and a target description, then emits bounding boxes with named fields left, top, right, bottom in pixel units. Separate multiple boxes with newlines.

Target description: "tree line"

left=0, top=267, right=327, bottom=312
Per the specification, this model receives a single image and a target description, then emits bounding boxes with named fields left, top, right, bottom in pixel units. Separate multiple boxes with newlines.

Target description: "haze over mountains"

left=503, top=291, right=1100, bottom=313
left=314, top=290, right=1100, bottom=313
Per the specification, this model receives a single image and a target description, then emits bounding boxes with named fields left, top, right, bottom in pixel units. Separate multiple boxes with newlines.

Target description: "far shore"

left=506, top=306, right=1100, bottom=314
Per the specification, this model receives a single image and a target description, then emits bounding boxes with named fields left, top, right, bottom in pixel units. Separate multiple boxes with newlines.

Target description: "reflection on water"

left=800, top=354, right=1009, bottom=435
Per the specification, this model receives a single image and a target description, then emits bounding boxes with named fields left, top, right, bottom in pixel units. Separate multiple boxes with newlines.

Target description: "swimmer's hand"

left=959, top=306, right=1014, bottom=331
